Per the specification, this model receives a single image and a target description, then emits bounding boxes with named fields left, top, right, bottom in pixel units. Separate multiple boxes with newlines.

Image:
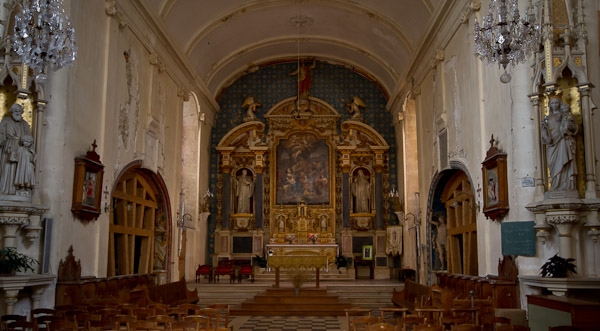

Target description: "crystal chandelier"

left=12, top=0, right=77, bottom=74
left=474, top=0, right=540, bottom=83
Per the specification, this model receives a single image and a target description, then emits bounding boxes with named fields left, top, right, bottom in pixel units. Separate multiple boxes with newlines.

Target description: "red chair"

left=213, top=260, right=235, bottom=283
left=238, top=265, right=254, bottom=283
left=195, top=264, right=212, bottom=283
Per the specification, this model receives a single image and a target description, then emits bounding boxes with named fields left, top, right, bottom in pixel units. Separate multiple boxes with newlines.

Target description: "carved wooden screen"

left=108, top=171, right=160, bottom=276
left=442, top=172, right=478, bottom=275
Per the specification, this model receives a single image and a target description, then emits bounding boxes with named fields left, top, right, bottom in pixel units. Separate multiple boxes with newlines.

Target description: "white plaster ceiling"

left=143, top=0, right=442, bottom=98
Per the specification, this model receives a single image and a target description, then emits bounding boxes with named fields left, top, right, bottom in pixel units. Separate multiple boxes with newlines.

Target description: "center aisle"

left=233, top=315, right=344, bottom=331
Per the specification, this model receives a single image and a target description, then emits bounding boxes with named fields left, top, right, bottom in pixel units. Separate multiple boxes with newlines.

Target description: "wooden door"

left=441, top=172, right=478, bottom=275
left=108, top=171, right=160, bottom=276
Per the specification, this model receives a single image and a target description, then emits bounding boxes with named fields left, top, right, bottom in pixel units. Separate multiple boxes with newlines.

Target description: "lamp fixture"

left=12, top=0, right=77, bottom=75
left=474, top=0, right=541, bottom=83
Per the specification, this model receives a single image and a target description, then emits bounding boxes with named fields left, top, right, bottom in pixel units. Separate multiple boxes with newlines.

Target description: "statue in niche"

left=541, top=95, right=578, bottom=191
left=153, top=232, right=168, bottom=270
left=236, top=168, right=254, bottom=213
left=352, top=169, right=370, bottom=213
left=278, top=214, right=286, bottom=233
left=429, top=214, right=447, bottom=270
left=0, top=103, right=33, bottom=196
left=242, top=97, right=261, bottom=122
left=320, top=214, right=327, bottom=232
left=297, top=198, right=307, bottom=217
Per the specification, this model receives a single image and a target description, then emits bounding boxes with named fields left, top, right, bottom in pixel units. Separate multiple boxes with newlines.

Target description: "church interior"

left=1, top=0, right=600, bottom=330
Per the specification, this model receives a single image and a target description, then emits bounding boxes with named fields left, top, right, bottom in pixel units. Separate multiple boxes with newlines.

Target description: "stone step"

left=233, top=287, right=353, bottom=316
left=188, top=279, right=402, bottom=312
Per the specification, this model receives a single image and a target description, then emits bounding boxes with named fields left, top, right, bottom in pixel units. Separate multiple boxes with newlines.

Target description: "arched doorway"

left=107, top=163, right=171, bottom=279
left=441, top=171, right=478, bottom=275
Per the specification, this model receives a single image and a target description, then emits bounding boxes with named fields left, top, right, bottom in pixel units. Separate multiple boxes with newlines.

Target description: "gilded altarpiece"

left=214, top=96, right=391, bottom=272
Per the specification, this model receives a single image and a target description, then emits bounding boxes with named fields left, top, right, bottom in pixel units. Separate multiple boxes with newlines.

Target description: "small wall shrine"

left=213, top=95, right=393, bottom=275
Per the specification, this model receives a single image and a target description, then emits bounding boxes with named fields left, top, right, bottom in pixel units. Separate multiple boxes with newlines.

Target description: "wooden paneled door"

left=441, top=172, right=478, bottom=276
left=108, top=171, right=161, bottom=276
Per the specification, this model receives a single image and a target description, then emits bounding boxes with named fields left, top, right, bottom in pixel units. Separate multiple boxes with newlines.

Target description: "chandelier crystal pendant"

left=474, top=0, right=540, bottom=83
left=12, top=0, right=77, bottom=74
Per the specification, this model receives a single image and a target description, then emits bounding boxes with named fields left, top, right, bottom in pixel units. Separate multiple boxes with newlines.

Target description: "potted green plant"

left=335, top=254, right=352, bottom=272
left=0, top=247, right=38, bottom=276
left=540, top=253, right=576, bottom=278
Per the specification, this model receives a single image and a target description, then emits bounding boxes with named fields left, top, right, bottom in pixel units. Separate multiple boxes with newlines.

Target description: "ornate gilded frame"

left=71, top=140, right=104, bottom=221
left=481, top=136, right=509, bottom=220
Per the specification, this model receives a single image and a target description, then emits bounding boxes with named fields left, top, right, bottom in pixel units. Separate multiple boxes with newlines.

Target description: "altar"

left=267, top=255, right=328, bottom=288
left=266, top=243, right=338, bottom=272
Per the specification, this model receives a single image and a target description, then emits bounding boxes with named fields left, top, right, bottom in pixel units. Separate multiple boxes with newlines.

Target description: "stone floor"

left=232, top=315, right=346, bottom=331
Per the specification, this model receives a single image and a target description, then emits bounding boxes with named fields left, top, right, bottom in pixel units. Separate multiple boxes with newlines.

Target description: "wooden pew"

left=55, top=246, right=155, bottom=306
left=392, top=280, right=432, bottom=311
left=146, top=278, right=199, bottom=306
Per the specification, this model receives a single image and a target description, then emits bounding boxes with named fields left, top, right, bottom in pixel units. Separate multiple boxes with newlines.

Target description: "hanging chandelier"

left=12, top=0, right=77, bottom=74
left=474, top=0, right=540, bottom=83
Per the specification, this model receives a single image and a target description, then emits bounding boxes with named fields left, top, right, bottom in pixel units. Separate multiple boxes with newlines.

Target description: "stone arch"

left=107, top=161, right=172, bottom=282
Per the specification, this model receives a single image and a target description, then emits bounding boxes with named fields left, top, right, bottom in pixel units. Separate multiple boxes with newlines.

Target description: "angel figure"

left=242, top=97, right=261, bottom=122
left=347, top=96, right=365, bottom=121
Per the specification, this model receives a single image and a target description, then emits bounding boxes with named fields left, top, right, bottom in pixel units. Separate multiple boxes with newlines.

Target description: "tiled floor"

left=232, top=315, right=346, bottom=331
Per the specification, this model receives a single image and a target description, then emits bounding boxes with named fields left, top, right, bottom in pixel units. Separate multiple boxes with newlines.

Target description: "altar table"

left=267, top=255, right=328, bottom=288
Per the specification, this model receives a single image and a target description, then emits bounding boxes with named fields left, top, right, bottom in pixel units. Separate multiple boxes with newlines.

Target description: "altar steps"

left=189, top=279, right=401, bottom=313
left=230, top=287, right=353, bottom=316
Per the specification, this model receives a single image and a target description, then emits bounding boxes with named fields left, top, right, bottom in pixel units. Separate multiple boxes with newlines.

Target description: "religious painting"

left=276, top=132, right=330, bottom=205
left=482, top=136, right=509, bottom=221
left=362, top=245, right=373, bottom=260
left=71, top=142, right=104, bottom=221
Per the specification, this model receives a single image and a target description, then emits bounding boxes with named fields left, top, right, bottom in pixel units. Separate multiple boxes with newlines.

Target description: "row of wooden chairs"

left=2, top=302, right=230, bottom=331
left=3, top=316, right=212, bottom=331
left=345, top=306, right=531, bottom=331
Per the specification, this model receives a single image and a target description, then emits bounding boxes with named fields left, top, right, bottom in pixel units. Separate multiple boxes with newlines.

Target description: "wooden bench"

left=146, top=278, right=199, bottom=306
left=392, top=280, right=432, bottom=311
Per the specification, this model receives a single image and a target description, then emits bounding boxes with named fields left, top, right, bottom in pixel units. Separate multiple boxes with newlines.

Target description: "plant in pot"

left=252, top=255, right=267, bottom=268
left=335, top=254, right=352, bottom=273
left=285, top=266, right=312, bottom=296
left=0, top=247, right=38, bottom=276
left=540, top=253, right=577, bottom=278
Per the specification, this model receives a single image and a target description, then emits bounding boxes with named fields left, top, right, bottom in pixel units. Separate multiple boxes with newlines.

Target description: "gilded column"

left=252, top=147, right=268, bottom=228
left=338, top=146, right=354, bottom=228
left=216, top=147, right=234, bottom=229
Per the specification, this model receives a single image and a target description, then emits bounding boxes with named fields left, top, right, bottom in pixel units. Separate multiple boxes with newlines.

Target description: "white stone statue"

left=346, top=96, right=365, bottom=121
left=236, top=169, right=254, bottom=213
left=0, top=103, right=33, bottom=196
left=14, top=135, right=36, bottom=190
left=242, top=97, right=261, bottom=122
left=352, top=169, right=370, bottom=213
left=541, top=96, right=578, bottom=191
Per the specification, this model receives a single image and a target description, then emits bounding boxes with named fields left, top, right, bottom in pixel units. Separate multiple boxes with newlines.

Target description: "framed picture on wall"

left=362, top=245, right=373, bottom=260
left=481, top=135, right=509, bottom=221
left=71, top=140, right=104, bottom=221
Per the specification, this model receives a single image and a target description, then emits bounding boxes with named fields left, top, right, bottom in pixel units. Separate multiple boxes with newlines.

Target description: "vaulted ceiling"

left=144, top=0, right=444, bottom=98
